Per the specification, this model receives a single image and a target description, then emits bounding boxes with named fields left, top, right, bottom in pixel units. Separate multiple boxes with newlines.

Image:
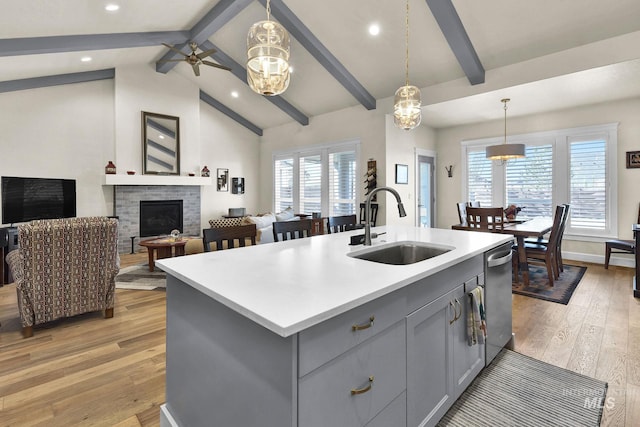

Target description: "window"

left=505, top=144, right=553, bottom=218
left=274, top=157, right=293, bottom=213
left=273, top=141, right=360, bottom=216
left=462, top=123, right=618, bottom=239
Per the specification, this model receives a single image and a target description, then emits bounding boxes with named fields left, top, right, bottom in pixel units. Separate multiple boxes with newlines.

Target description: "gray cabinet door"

left=451, top=281, right=485, bottom=397
left=406, top=286, right=459, bottom=427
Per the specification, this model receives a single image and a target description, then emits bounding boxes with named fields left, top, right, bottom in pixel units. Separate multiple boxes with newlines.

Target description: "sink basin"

left=348, top=241, right=453, bottom=265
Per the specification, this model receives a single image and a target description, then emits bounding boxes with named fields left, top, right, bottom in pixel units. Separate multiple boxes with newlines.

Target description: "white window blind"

left=570, top=140, right=606, bottom=230
left=274, top=141, right=359, bottom=216
left=505, top=144, right=553, bottom=218
left=466, top=149, right=493, bottom=206
left=300, top=153, right=322, bottom=214
left=329, top=150, right=357, bottom=216
left=462, top=123, right=617, bottom=239
left=274, top=157, right=294, bottom=213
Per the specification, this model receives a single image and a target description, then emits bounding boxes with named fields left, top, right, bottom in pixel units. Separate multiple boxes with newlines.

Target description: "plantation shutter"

left=300, top=153, right=322, bottom=214
left=570, top=140, right=606, bottom=229
left=467, top=149, right=493, bottom=206
left=328, top=149, right=357, bottom=216
left=505, top=144, right=553, bottom=218
left=274, top=157, right=294, bottom=213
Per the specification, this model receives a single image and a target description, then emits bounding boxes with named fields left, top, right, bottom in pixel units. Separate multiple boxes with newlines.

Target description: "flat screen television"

left=1, top=176, right=76, bottom=225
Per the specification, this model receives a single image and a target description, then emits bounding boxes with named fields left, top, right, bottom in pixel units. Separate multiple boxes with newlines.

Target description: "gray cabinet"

left=406, top=276, right=484, bottom=427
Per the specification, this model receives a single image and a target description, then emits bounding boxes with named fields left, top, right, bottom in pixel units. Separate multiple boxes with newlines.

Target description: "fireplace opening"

left=139, top=200, right=183, bottom=237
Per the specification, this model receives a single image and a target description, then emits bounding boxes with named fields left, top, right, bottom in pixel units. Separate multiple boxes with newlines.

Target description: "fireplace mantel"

left=103, top=174, right=212, bottom=186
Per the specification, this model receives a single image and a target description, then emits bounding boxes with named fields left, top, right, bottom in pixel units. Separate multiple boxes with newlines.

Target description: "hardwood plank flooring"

left=0, top=254, right=638, bottom=426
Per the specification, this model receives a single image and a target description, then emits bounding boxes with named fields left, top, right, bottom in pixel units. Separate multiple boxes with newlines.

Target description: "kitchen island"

left=157, top=225, right=513, bottom=427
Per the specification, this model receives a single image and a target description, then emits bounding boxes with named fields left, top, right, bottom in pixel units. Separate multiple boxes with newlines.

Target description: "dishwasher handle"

left=487, top=251, right=512, bottom=267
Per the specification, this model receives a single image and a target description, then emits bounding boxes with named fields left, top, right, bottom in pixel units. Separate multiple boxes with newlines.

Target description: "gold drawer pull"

left=352, top=316, right=375, bottom=331
left=350, top=376, right=374, bottom=395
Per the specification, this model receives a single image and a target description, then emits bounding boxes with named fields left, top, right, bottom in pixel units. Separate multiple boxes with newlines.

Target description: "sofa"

left=6, top=217, right=119, bottom=337
left=240, top=207, right=299, bottom=244
left=184, top=208, right=299, bottom=255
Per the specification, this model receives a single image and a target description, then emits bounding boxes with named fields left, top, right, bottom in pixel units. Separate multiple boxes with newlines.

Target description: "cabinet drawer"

left=298, top=290, right=407, bottom=376
left=298, top=320, right=406, bottom=427
left=366, top=391, right=406, bottom=427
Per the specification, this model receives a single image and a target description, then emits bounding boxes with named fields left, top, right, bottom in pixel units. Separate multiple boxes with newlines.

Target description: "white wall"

left=0, top=65, right=261, bottom=233
left=114, top=64, right=201, bottom=174
left=436, top=96, right=640, bottom=258
left=199, top=101, right=261, bottom=229
left=384, top=114, right=437, bottom=226
left=0, top=80, right=115, bottom=222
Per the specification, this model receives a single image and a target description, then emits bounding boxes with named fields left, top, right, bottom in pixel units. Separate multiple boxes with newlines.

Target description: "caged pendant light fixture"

left=246, top=0, right=290, bottom=96
left=393, top=0, right=422, bottom=130
left=486, top=98, right=525, bottom=161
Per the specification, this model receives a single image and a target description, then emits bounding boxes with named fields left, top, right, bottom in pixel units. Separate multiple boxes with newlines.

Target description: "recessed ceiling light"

left=368, top=23, right=380, bottom=36
left=105, top=4, right=120, bottom=12
left=231, top=91, right=239, bottom=98
left=81, top=56, right=92, bottom=62
left=159, top=135, right=165, bottom=139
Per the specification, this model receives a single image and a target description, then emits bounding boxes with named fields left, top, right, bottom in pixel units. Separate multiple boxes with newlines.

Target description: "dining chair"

left=525, top=204, right=571, bottom=273
left=604, top=203, right=640, bottom=269
left=466, top=207, right=505, bottom=232
left=203, top=224, right=257, bottom=251
left=359, top=203, right=378, bottom=227
left=514, top=205, right=566, bottom=287
left=272, top=219, right=313, bottom=242
left=327, top=215, right=358, bottom=234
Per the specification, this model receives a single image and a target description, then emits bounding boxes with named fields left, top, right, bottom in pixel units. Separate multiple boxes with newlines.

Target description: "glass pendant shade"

left=247, top=20, right=290, bottom=96
left=393, top=85, right=422, bottom=130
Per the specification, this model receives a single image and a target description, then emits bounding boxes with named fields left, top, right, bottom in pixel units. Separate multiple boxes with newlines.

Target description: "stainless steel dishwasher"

left=483, top=241, right=514, bottom=366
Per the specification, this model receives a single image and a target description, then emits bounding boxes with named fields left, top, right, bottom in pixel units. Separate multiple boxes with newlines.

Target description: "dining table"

left=452, top=217, right=554, bottom=287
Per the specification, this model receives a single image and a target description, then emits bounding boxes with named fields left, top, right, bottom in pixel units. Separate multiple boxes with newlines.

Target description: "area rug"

left=512, top=264, right=587, bottom=305
left=115, top=264, right=166, bottom=291
left=438, top=349, right=607, bottom=427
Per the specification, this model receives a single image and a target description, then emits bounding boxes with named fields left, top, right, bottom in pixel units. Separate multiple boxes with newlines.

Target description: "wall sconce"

left=445, top=165, right=453, bottom=178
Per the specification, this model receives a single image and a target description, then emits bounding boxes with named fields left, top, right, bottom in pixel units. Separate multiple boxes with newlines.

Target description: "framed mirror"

left=142, top=111, right=180, bottom=175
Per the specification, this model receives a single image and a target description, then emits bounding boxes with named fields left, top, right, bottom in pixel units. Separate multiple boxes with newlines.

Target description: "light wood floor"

left=0, top=254, right=639, bottom=426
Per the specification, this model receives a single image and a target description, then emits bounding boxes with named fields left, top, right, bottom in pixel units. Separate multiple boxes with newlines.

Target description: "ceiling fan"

left=158, top=42, right=231, bottom=77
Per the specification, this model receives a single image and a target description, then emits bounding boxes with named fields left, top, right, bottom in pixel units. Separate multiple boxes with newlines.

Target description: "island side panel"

left=164, top=275, right=297, bottom=427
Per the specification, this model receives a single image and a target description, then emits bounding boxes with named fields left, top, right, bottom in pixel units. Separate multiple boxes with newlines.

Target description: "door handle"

left=487, top=251, right=512, bottom=267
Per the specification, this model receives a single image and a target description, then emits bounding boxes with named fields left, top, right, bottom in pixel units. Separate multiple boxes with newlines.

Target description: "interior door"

left=417, top=154, right=435, bottom=228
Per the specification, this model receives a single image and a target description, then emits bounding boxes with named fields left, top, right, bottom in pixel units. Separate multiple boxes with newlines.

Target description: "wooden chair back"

left=272, top=219, right=313, bottom=242
left=466, top=207, right=505, bottom=231
left=547, top=205, right=567, bottom=251
left=203, top=224, right=257, bottom=252
left=359, top=203, right=378, bottom=227
left=327, top=215, right=358, bottom=234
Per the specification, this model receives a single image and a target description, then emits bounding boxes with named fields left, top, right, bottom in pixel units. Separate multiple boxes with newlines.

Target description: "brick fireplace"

left=114, top=185, right=200, bottom=253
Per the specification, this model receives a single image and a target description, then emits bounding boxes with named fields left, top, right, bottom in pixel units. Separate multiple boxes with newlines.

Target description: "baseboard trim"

left=160, top=404, right=179, bottom=427
left=563, top=251, right=635, bottom=268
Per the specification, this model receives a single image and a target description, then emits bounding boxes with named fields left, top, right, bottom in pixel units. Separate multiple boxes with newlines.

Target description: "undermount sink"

left=348, top=241, right=453, bottom=265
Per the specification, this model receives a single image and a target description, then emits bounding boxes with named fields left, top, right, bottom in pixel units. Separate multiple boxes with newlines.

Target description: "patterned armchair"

left=6, top=217, right=119, bottom=337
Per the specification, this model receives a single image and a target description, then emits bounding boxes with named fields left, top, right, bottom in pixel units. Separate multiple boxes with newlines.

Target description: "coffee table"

left=139, top=237, right=189, bottom=272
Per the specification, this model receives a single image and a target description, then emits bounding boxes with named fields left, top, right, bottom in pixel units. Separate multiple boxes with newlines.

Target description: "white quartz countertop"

left=156, top=225, right=512, bottom=337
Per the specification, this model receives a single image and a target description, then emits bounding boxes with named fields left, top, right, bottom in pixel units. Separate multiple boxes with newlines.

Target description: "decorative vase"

left=201, top=166, right=210, bottom=177
left=105, top=161, right=116, bottom=174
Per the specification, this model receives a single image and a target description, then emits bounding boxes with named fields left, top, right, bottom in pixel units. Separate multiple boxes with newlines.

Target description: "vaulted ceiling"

left=2, top=0, right=640, bottom=134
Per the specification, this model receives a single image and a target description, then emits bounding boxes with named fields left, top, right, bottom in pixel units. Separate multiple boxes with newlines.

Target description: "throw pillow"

left=275, top=207, right=295, bottom=221
left=244, top=213, right=276, bottom=229
left=209, top=217, right=243, bottom=228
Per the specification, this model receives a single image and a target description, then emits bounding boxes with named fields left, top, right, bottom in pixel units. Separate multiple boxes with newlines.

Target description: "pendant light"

left=246, top=0, right=290, bottom=96
left=486, top=98, right=525, bottom=160
left=393, top=0, right=422, bottom=130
